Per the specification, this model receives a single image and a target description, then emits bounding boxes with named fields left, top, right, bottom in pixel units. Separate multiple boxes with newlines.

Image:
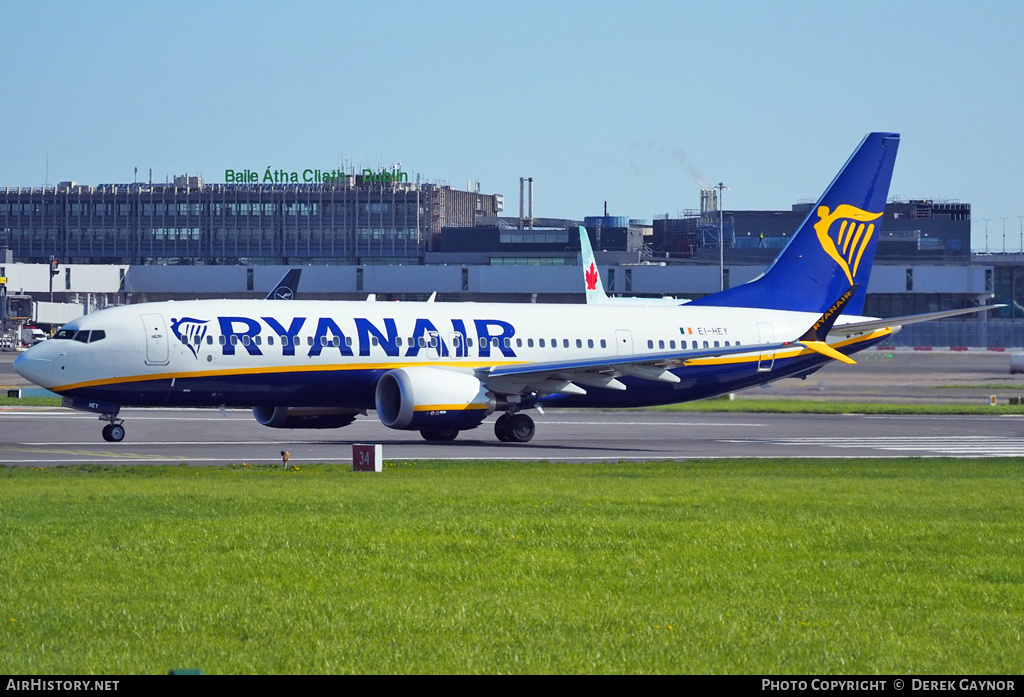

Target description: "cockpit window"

left=61, top=329, right=106, bottom=344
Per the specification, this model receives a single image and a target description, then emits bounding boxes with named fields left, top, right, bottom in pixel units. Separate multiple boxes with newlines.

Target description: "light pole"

left=1018, top=215, right=1024, bottom=253
left=983, top=218, right=991, bottom=252
left=1001, top=217, right=1009, bottom=254
left=716, top=182, right=728, bottom=291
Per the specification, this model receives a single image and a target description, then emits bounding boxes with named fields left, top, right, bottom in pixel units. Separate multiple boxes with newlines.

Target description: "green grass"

left=0, top=396, right=62, bottom=407
left=653, top=397, right=1024, bottom=414
left=1, top=459, right=1022, bottom=674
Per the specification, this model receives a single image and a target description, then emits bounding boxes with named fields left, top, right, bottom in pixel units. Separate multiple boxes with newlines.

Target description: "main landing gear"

left=494, top=412, right=535, bottom=443
left=417, top=412, right=537, bottom=443
left=100, top=414, right=125, bottom=442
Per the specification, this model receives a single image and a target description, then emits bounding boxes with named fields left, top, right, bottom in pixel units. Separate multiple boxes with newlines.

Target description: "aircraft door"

left=615, top=329, right=633, bottom=355
left=142, top=313, right=170, bottom=366
left=756, top=322, right=774, bottom=372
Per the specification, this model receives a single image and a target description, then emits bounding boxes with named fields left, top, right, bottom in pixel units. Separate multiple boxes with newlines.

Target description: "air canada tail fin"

left=690, top=132, right=900, bottom=315
left=579, top=226, right=610, bottom=303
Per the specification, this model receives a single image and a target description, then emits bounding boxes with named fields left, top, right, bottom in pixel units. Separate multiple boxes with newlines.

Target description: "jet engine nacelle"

left=252, top=406, right=359, bottom=429
left=375, top=367, right=495, bottom=431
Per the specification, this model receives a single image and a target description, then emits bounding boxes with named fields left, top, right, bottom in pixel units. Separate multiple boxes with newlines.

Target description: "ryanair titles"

left=225, top=168, right=410, bottom=184
left=171, top=315, right=517, bottom=359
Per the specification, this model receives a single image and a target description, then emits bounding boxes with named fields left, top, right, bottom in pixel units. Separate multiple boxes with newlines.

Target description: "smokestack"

left=519, top=177, right=524, bottom=230
left=528, top=177, right=534, bottom=230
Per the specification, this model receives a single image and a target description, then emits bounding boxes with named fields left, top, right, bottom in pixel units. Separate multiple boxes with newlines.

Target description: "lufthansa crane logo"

left=813, top=204, right=884, bottom=285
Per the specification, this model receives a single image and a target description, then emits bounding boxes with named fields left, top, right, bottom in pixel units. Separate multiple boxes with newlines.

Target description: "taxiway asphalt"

left=3, top=348, right=1024, bottom=466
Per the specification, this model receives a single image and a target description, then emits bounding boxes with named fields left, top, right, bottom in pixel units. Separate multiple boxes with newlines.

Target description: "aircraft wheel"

left=494, top=413, right=513, bottom=442
left=108, top=424, right=126, bottom=442
left=101, top=424, right=113, bottom=442
left=506, top=414, right=535, bottom=443
left=420, top=428, right=459, bottom=442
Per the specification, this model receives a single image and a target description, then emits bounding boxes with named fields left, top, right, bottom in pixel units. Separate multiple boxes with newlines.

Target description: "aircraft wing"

left=833, top=305, right=1006, bottom=334
left=480, top=340, right=796, bottom=395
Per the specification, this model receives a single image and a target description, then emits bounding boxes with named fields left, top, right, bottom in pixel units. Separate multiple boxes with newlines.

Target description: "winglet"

left=579, top=226, right=609, bottom=303
left=798, top=285, right=859, bottom=364
left=799, top=285, right=858, bottom=343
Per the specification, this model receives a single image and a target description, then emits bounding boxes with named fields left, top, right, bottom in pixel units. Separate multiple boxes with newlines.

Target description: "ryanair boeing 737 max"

left=14, top=133, right=998, bottom=443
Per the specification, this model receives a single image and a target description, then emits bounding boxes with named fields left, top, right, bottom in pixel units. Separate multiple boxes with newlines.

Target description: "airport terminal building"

left=0, top=173, right=502, bottom=266
left=2, top=174, right=1022, bottom=347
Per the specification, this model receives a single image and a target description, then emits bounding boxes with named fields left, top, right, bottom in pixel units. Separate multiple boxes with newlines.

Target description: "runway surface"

left=3, top=407, right=1024, bottom=466
left=4, top=348, right=1024, bottom=466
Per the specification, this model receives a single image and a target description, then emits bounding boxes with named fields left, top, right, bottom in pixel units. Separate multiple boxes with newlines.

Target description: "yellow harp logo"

left=813, top=204, right=884, bottom=284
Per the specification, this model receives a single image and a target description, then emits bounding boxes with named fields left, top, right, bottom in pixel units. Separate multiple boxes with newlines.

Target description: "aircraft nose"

left=13, top=350, right=54, bottom=388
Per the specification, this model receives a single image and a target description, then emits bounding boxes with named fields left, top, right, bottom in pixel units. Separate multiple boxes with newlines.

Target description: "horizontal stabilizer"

left=800, top=340, right=857, bottom=365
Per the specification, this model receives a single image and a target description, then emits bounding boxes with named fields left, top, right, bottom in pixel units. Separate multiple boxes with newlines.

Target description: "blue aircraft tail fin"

left=689, top=132, right=899, bottom=315
left=266, top=269, right=301, bottom=300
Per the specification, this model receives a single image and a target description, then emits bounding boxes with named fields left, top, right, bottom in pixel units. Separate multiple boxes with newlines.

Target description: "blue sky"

left=2, top=0, right=1021, bottom=251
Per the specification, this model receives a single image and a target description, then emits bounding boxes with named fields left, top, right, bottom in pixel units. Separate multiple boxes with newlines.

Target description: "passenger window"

left=724, top=341, right=730, bottom=347
left=267, top=336, right=274, bottom=346
left=219, top=336, right=226, bottom=345
left=600, top=339, right=607, bottom=348
left=714, top=341, right=720, bottom=347
left=419, top=337, right=426, bottom=347
left=307, top=336, right=313, bottom=346
left=516, top=338, right=522, bottom=348
left=254, top=336, right=262, bottom=345
left=504, top=337, right=511, bottom=348
left=396, top=337, right=403, bottom=347
left=670, top=340, right=676, bottom=349
left=467, top=338, right=474, bottom=347
left=703, top=341, right=709, bottom=348
left=647, top=340, right=654, bottom=349
left=242, top=335, right=251, bottom=346
left=588, top=339, right=594, bottom=348
left=527, top=338, right=534, bottom=348
left=576, top=339, right=582, bottom=348
left=691, top=341, right=697, bottom=349
left=231, top=336, right=239, bottom=345
left=207, top=336, right=214, bottom=345
left=539, top=339, right=545, bottom=348
left=658, top=340, right=665, bottom=349
left=563, top=339, right=569, bottom=348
